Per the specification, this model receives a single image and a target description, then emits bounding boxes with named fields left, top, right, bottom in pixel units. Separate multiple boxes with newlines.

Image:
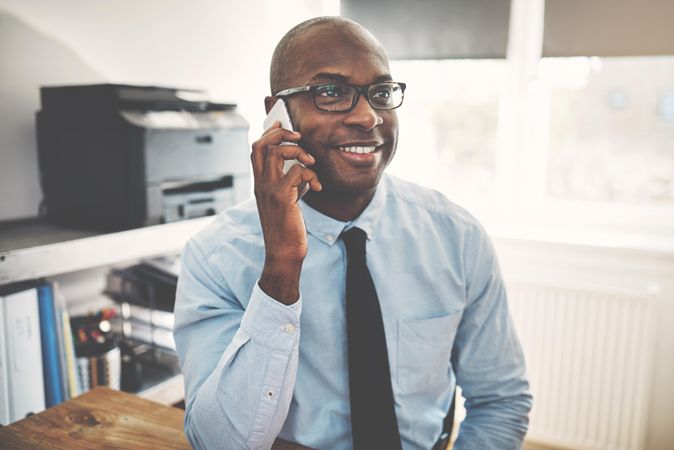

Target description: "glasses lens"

left=368, top=83, right=404, bottom=110
left=314, top=84, right=356, bottom=111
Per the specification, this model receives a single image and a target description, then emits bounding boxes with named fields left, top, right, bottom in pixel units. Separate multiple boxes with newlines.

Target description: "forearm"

left=453, top=388, right=532, bottom=450
left=452, top=316, right=533, bottom=450
left=180, top=284, right=302, bottom=449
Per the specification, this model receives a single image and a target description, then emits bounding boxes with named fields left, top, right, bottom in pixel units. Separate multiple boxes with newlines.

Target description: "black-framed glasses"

left=274, top=81, right=406, bottom=112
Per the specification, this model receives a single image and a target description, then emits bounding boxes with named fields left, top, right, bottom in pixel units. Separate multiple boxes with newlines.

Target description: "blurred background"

left=0, top=1, right=672, bottom=449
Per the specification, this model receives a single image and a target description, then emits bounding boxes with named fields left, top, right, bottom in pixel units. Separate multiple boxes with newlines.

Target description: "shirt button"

left=266, top=389, right=274, bottom=398
left=325, top=234, right=334, bottom=242
left=282, top=324, right=296, bottom=333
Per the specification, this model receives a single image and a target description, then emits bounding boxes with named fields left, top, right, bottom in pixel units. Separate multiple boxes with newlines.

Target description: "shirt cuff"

left=239, top=280, right=302, bottom=353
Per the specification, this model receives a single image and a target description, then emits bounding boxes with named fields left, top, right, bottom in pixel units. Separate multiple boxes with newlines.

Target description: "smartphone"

left=263, top=99, right=309, bottom=197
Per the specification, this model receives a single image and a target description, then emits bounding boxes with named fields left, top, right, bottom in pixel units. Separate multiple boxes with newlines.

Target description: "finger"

left=252, top=128, right=295, bottom=177
left=250, top=144, right=264, bottom=178
left=270, top=144, right=316, bottom=167
left=282, top=164, right=322, bottom=192
left=262, top=143, right=288, bottom=179
left=262, top=127, right=302, bottom=145
left=293, top=146, right=316, bottom=167
left=252, top=128, right=301, bottom=163
left=263, top=144, right=315, bottom=178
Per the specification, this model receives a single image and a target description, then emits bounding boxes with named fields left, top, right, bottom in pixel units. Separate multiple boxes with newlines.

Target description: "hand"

left=251, top=122, right=322, bottom=304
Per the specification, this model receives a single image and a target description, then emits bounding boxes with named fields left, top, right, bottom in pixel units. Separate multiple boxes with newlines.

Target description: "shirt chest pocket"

left=397, top=312, right=462, bottom=395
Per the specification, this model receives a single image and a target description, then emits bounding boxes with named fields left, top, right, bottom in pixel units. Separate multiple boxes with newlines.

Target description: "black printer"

left=36, top=84, right=250, bottom=230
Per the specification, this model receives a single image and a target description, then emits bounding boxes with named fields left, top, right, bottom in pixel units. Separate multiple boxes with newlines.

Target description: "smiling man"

left=174, top=16, right=532, bottom=450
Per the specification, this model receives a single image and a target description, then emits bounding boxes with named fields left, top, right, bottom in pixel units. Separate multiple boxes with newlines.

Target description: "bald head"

left=269, top=16, right=389, bottom=94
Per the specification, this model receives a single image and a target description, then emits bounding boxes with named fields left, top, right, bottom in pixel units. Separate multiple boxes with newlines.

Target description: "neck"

left=302, top=187, right=376, bottom=222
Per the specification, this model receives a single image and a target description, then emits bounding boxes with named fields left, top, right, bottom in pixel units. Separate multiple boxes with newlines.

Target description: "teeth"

left=339, top=145, right=377, bottom=154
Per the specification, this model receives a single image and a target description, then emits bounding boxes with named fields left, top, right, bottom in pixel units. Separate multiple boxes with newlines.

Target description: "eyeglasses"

left=274, top=81, right=406, bottom=113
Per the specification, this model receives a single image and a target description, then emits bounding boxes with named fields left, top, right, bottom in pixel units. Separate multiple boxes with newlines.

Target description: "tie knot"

left=341, top=227, right=367, bottom=258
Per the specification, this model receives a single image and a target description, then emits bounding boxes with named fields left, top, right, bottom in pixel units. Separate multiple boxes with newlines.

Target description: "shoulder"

left=185, top=197, right=262, bottom=257
left=382, top=174, right=483, bottom=237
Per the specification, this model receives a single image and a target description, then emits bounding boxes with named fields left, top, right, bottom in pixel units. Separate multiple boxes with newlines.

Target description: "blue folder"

left=37, top=283, right=65, bottom=407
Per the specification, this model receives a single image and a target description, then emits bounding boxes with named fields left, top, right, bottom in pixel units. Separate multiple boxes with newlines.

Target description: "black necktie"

left=341, top=227, right=402, bottom=450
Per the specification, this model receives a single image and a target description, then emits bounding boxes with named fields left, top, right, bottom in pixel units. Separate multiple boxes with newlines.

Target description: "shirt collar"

left=299, top=174, right=388, bottom=246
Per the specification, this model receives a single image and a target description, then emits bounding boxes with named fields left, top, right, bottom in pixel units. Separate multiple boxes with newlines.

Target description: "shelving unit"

left=0, top=216, right=214, bottom=406
left=0, top=216, right=214, bottom=284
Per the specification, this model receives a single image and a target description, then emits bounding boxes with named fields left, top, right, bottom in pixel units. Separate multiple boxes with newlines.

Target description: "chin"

left=323, top=173, right=383, bottom=195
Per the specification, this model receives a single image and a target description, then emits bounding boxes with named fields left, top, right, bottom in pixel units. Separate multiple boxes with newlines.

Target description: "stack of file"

left=104, top=257, right=179, bottom=351
left=0, top=281, right=80, bottom=425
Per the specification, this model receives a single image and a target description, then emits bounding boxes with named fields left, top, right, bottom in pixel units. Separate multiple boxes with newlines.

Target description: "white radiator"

left=507, top=281, right=659, bottom=450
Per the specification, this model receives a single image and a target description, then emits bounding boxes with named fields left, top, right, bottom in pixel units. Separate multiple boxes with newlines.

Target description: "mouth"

left=333, top=143, right=383, bottom=166
left=337, top=144, right=380, bottom=154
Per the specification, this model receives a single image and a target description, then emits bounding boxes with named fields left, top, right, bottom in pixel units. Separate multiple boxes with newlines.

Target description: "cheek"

left=297, top=119, right=335, bottom=153
left=299, top=129, right=328, bottom=156
left=386, top=112, right=399, bottom=135
left=391, top=126, right=399, bottom=155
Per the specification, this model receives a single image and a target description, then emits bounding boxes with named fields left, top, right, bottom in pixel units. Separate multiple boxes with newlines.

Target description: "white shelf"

left=1, top=218, right=199, bottom=407
left=0, top=217, right=214, bottom=284
left=137, top=373, right=185, bottom=406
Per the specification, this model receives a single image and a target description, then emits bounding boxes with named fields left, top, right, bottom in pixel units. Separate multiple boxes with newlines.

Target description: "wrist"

left=259, top=259, right=303, bottom=305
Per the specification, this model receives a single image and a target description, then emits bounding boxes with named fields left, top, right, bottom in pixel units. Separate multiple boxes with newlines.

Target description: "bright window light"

left=389, top=59, right=506, bottom=208
left=541, top=56, right=674, bottom=206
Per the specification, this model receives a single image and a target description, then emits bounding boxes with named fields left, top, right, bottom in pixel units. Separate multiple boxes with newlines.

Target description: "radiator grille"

left=507, top=282, right=658, bottom=450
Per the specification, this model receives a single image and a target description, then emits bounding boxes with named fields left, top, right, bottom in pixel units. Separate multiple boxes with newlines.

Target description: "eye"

left=316, top=84, right=348, bottom=98
left=371, top=85, right=393, bottom=99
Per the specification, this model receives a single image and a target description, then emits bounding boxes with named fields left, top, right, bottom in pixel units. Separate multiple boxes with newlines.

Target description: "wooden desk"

left=0, top=387, right=311, bottom=449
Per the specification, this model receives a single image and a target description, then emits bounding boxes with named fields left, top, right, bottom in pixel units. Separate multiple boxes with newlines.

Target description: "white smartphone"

left=263, top=99, right=309, bottom=197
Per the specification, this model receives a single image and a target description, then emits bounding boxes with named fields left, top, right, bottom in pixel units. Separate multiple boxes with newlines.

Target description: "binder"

left=76, top=356, right=90, bottom=395
left=37, top=283, right=66, bottom=407
left=0, top=295, right=9, bottom=425
left=51, top=283, right=78, bottom=399
left=62, top=309, right=81, bottom=398
left=117, top=321, right=176, bottom=350
left=120, top=303, right=174, bottom=329
left=0, top=283, right=46, bottom=422
left=52, top=284, right=70, bottom=400
left=105, top=263, right=177, bottom=312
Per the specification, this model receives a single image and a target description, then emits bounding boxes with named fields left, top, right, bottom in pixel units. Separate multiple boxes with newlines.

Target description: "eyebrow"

left=309, top=72, right=394, bottom=84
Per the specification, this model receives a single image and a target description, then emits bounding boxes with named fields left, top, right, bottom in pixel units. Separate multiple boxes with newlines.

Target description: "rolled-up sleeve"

left=173, top=239, right=301, bottom=450
left=452, top=223, right=533, bottom=450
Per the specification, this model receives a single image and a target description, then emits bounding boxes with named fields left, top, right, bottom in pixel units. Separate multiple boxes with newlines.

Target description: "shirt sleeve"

left=173, top=238, right=301, bottom=450
left=451, top=223, right=533, bottom=450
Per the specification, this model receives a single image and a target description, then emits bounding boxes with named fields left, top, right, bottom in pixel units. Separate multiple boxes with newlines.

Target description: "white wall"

left=0, top=0, right=338, bottom=221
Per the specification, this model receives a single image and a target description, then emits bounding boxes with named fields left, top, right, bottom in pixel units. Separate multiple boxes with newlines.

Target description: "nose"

left=342, top=94, right=383, bottom=131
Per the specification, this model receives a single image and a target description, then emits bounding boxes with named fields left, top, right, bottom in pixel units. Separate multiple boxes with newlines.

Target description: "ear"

left=264, top=96, right=277, bottom=114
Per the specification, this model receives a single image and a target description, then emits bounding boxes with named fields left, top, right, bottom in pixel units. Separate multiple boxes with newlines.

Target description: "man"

left=174, top=16, right=532, bottom=450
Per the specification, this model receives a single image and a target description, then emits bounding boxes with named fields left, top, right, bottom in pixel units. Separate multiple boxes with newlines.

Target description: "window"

left=388, top=60, right=505, bottom=208
left=383, top=2, right=674, bottom=236
left=542, top=56, right=674, bottom=206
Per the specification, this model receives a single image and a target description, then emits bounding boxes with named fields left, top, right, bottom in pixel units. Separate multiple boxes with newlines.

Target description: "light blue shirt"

left=174, top=174, right=532, bottom=450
